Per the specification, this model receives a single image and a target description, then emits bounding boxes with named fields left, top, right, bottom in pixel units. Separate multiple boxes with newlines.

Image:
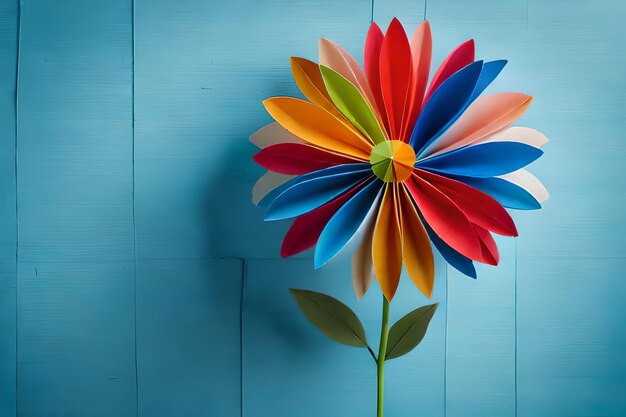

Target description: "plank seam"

left=14, top=1, right=22, bottom=416
left=514, top=237, right=518, bottom=417
left=240, top=258, right=247, bottom=417
left=131, top=0, right=139, bottom=415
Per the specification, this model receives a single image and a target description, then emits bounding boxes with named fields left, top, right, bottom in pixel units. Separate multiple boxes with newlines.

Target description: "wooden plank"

left=243, top=257, right=447, bottom=416
left=16, top=0, right=136, bottom=415
left=18, top=262, right=136, bottom=416
left=517, top=257, right=626, bottom=416
left=136, top=259, right=243, bottom=417
left=134, top=0, right=371, bottom=260
left=0, top=0, right=18, bottom=415
left=516, top=0, right=626, bottom=258
left=17, top=0, right=134, bottom=263
left=446, top=239, right=516, bottom=417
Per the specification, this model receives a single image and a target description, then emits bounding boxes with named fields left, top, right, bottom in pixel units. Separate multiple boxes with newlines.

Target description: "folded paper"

left=252, top=17, right=548, bottom=300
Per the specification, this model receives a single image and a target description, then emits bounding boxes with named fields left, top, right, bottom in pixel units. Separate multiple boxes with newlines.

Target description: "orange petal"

left=426, top=93, right=533, bottom=157
left=263, top=97, right=372, bottom=160
left=372, top=184, right=403, bottom=301
left=399, top=184, right=435, bottom=298
left=290, top=57, right=345, bottom=119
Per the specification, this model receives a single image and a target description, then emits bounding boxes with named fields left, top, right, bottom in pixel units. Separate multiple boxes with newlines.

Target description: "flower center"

left=369, top=140, right=416, bottom=183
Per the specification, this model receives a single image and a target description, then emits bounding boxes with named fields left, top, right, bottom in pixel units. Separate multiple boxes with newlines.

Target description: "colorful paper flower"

left=251, top=18, right=548, bottom=301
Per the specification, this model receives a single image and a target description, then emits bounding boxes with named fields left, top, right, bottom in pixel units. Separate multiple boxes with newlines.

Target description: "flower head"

left=252, top=18, right=548, bottom=301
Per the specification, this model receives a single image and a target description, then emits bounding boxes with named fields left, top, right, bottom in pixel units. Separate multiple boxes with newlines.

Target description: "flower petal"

left=352, top=218, right=376, bottom=300
left=380, top=18, right=413, bottom=141
left=290, top=57, right=345, bottom=119
left=399, top=184, right=435, bottom=298
left=373, top=184, right=403, bottom=301
left=321, top=66, right=387, bottom=144
left=416, top=168, right=517, bottom=236
left=472, top=126, right=549, bottom=148
left=281, top=179, right=367, bottom=257
left=401, top=20, right=432, bottom=141
left=410, top=61, right=483, bottom=153
left=249, top=122, right=304, bottom=149
left=424, top=39, right=474, bottom=103
left=424, top=222, right=477, bottom=279
left=265, top=164, right=371, bottom=220
left=418, top=142, right=543, bottom=178
left=319, top=38, right=381, bottom=118
left=474, top=225, right=499, bottom=266
left=252, top=171, right=295, bottom=206
left=405, top=174, right=484, bottom=262
left=364, top=22, right=388, bottom=131
left=499, top=169, right=549, bottom=204
left=455, top=176, right=542, bottom=210
left=426, top=92, right=533, bottom=157
left=263, top=97, right=372, bottom=159
left=314, top=178, right=384, bottom=267
left=254, top=143, right=359, bottom=175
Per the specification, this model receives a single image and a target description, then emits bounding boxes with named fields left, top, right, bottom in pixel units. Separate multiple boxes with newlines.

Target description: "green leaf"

left=289, top=288, right=368, bottom=348
left=385, top=303, right=438, bottom=360
left=320, top=65, right=387, bottom=144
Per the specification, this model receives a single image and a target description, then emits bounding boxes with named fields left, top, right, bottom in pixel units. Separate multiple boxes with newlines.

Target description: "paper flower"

left=251, top=18, right=548, bottom=301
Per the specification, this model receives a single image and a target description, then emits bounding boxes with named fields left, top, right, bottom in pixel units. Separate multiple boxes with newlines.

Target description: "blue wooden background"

left=0, top=0, right=625, bottom=415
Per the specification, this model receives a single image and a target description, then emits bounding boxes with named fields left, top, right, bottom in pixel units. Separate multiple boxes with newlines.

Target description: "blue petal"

left=424, top=222, right=477, bottom=279
left=258, top=163, right=369, bottom=207
left=469, top=60, right=507, bottom=102
left=265, top=164, right=372, bottom=220
left=314, top=178, right=384, bottom=268
left=417, top=60, right=507, bottom=158
left=451, top=176, right=542, bottom=210
left=417, top=142, right=543, bottom=178
left=410, top=61, right=483, bottom=154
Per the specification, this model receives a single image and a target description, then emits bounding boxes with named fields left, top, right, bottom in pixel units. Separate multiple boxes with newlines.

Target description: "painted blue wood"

left=133, top=0, right=371, bottom=261
left=136, top=259, right=242, bottom=417
left=0, top=1, right=18, bottom=415
left=16, top=0, right=136, bottom=416
left=517, top=258, right=626, bottom=415
left=243, top=257, right=447, bottom=416
left=17, top=262, right=137, bottom=417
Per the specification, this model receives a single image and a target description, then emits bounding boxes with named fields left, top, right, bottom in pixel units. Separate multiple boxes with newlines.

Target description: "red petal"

left=364, top=23, right=389, bottom=133
left=424, top=39, right=474, bottom=104
left=474, top=225, right=499, bottom=265
left=405, top=173, right=484, bottom=262
left=401, top=21, right=432, bottom=140
left=280, top=181, right=364, bottom=257
left=380, top=18, right=412, bottom=141
left=416, top=169, right=518, bottom=236
left=254, top=143, right=359, bottom=175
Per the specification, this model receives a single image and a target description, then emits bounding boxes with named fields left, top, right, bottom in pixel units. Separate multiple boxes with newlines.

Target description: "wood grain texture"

left=16, top=0, right=136, bottom=416
left=517, top=258, right=626, bottom=415
left=0, top=1, right=18, bottom=415
left=243, top=257, right=447, bottom=416
left=136, top=259, right=243, bottom=417
left=134, top=0, right=370, bottom=260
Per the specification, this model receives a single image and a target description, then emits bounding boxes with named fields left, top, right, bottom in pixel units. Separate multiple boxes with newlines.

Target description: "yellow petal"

left=263, top=97, right=372, bottom=160
left=372, top=184, right=403, bottom=301
left=399, top=184, right=435, bottom=297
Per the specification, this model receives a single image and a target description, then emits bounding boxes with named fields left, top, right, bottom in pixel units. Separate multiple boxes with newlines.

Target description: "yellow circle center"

left=369, top=140, right=416, bottom=183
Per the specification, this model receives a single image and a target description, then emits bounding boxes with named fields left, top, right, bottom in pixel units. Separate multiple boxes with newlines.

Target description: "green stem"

left=377, top=296, right=390, bottom=417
